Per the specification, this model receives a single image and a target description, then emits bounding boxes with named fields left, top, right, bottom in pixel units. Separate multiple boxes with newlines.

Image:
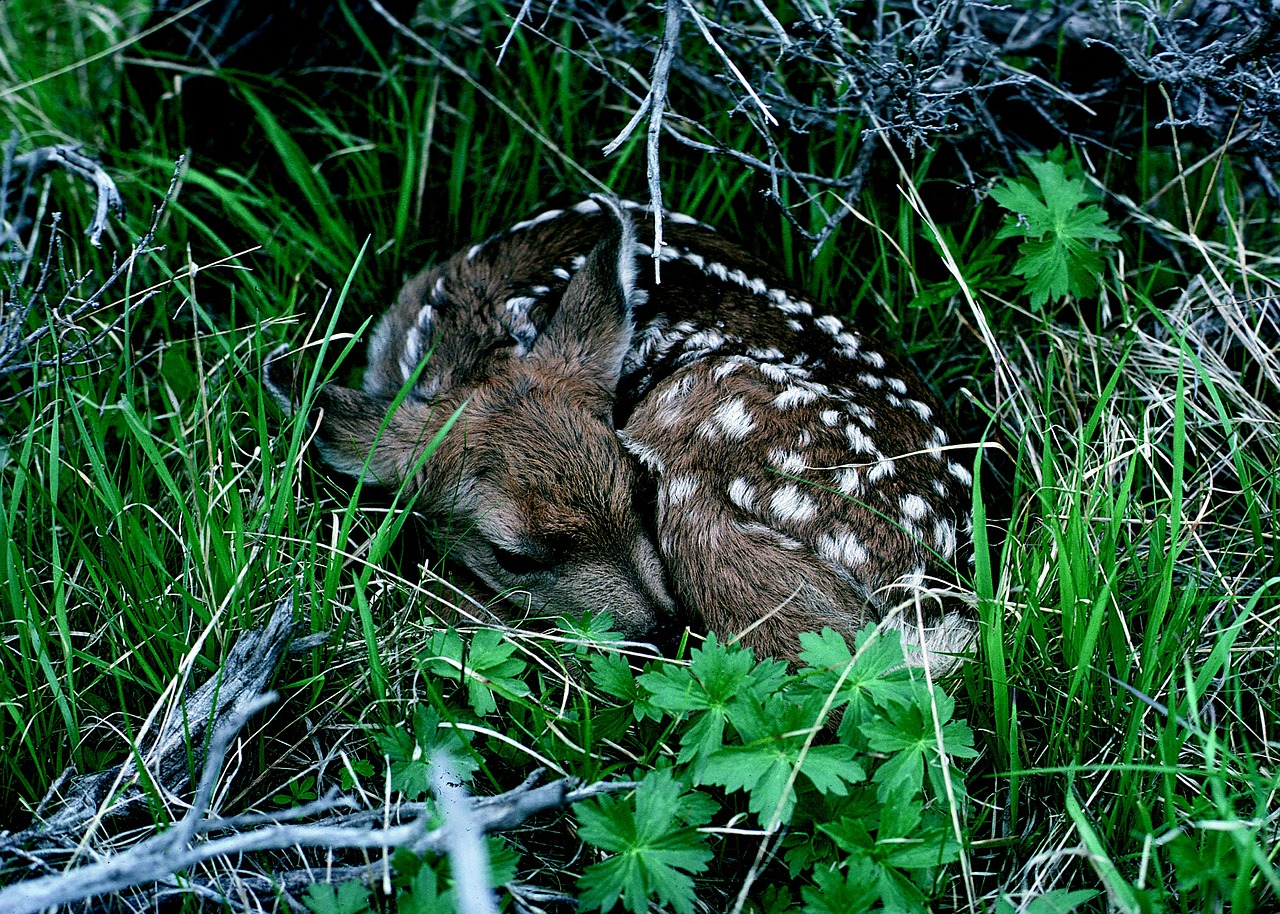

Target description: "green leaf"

left=638, top=633, right=786, bottom=767
left=996, top=889, right=1100, bottom=914
left=589, top=652, right=660, bottom=720
left=990, top=152, right=1119, bottom=309
left=370, top=705, right=477, bottom=800
left=419, top=628, right=530, bottom=716
left=577, top=770, right=713, bottom=914
left=701, top=694, right=864, bottom=827
left=304, top=880, right=371, bottom=914
left=800, top=862, right=879, bottom=914
left=340, top=758, right=376, bottom=791
left=397, top=864, right=455, bottom=914
left=795, top=628, right=917, bottom=746
left=558, top=610, right=627, bottom=652
left=863, top=687, right=975, bottom=804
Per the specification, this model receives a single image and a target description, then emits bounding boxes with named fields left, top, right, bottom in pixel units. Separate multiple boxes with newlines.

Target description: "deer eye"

left=490, top=544, right=557, bottom=577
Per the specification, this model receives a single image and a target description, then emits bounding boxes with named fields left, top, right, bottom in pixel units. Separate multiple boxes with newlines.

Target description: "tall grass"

left=0, top=2, right=1276, bottom=910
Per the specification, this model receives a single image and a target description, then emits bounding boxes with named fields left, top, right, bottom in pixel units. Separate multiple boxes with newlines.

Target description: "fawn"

left=266, top=197, right=978, bottom=666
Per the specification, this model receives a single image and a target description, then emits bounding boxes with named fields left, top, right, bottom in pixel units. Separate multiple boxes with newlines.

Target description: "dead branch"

left=0, top=591, right=636, bottom=913
left=0, top=157, right=182, bottom=401
left=410, top=0, right=1280, bottom=249
left=0, top=136, right=124, bottom=253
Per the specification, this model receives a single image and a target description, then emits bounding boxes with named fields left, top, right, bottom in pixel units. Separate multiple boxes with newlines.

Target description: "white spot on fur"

left=740, top=521, right=805, bottom=551
left=818, top=529, right=869, bottom=568
left=466, top=242, right=485, bottom=261
left=948, top=461, right=973, bottom=486
left=934, top=519, right=957, bottom=558
left=902, top=495, right=929, bottom=521
left=400, top=326, right=421, bottom=381
left=573, top=199, right=602, bottom=213
left=870, top=459, right=897, bottom=482
left=657, top=401, right=685, bottom=427
left=770, top=449, right=808, bottom=474
left=666, top=476, right=699, bottom=506
left=553, top=266, right=572, bottom=280
left=759, top=363, right=791, bottom=384
left=845, top=424, right=877, bottom=455
left=786, top=318, right=804, bottom=332
left=620, top=434, right=665, bottom=474
left=816, top=315, right=843, bottom=335
left=860, top=351, right=886, bottom=369
left=858, top=372, right=883, bottom=389
left=685, top=328, right=726, bottom=351
left=771, top=485, right=817, bottom=523
left=749, top=346, right=785, bottom=361
left=897, top=611, right=978, bottom=669
left=433, top=276, right=446, bottom=299
left=887, top=377, right=908, bottom=394
left=774, top=386, right=819, bottom=409
left=898, top=565, right=927, bottom=591
left=835, top=466, right=861, bottom=495
left=510, top=209, right=564, bottom=232
left=728, top=477, right=756, bottom=512
left=655, top=374, right=693, bottom=406
left=796, top=429, right=812, bottom=447
left=775, top=297, right=813, bottom=316
left=712, top=360, right=742, bottom=381
left=709, top=398, right=756, bottom=440
left=909, top=400, right=934, bottom=421
left=820, top=409, right=841, bottom=427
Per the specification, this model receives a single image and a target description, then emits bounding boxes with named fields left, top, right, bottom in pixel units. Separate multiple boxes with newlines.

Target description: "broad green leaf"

left=801, top=862, right=879, bottom=914
left=305, top=880, right=371, bottom=914
left=638, top=633, right=785, bottom=766
left=577, top=770, right=713, bottom=914
left=702, top=694, right=864, bottom=826
left=397, top=865, right=455, bottom=914
left=991, top=153, right=1119, bottom=309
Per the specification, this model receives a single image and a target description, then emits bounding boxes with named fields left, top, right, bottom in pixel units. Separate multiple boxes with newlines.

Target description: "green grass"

left=1, top=2, right=1277, bottom=911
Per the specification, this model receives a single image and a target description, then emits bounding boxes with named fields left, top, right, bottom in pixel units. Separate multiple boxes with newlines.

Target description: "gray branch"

left=0, top=590, right=635, bottom=913
left=0, top=136, right=124, bottom=252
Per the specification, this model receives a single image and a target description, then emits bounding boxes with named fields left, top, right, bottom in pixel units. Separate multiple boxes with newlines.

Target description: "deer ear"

left=264, top=345, right=426, bottom=487
left=533, top=196, right=637, bottom=396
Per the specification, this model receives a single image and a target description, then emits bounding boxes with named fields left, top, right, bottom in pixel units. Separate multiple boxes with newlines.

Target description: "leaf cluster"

left=311, top=621, right=976, bottom=914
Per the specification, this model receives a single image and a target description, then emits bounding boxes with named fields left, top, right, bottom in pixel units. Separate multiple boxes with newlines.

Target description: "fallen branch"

left=0, top=592, right=635, bottom=913
left=0, top=156, right=183, bottom=402
left=0, top=135, right=124, bottom=252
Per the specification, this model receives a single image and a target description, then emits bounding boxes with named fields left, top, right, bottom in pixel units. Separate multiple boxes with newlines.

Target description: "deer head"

left=265, top=199, right=677, bottom=641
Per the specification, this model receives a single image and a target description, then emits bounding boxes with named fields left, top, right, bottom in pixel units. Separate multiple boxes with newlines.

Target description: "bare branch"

left=0, top=589, right=636, bottom=913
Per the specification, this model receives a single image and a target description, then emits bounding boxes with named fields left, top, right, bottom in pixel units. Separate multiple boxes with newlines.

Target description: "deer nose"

left=643, top=604, right=690, bottom=656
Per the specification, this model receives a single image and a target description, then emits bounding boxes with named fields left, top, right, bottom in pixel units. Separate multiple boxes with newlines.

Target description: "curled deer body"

left=267, top=198, right=978, bottom=664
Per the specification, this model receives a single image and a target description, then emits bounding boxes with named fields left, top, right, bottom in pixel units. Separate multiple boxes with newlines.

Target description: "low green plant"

left=308, top=621, right=975, bottom=914
left=990, top=150, right=1120, bottom=311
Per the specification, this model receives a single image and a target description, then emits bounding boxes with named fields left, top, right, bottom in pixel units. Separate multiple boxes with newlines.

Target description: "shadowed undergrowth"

left=0, top=1, right=1276, bottom=911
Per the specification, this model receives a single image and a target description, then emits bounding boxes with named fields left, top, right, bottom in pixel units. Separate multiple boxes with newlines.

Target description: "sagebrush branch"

left=0, top=588, right=636, bottom=913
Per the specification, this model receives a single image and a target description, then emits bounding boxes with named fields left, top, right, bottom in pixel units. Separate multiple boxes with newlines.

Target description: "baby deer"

left=267, top=198, right=978, bottom=665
